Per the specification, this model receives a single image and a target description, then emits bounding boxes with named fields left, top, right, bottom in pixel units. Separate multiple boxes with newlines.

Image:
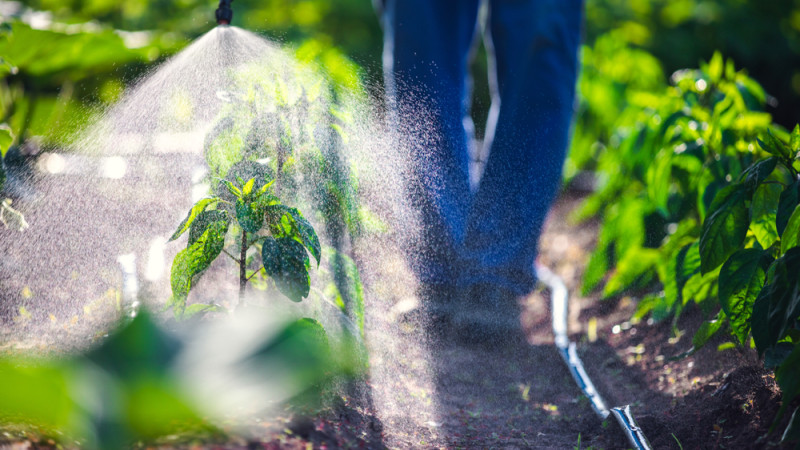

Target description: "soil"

left=1, top=164, right=798, bottom=449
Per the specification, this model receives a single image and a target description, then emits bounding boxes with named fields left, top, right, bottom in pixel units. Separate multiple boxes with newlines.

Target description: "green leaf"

left=188, top=210, right=229, bottom=245
left=781, top=204, right=800, bottom=255
left=603, top=247, right=659, bottom=298
left=692, top=312, right=724, bottom=351
left=261, top=237, right=311, bottom=302
left=750, top=182, right=781, bottom=249
left=751, top=248, right=800, bottom=354
left=699, top=184, right=749, bottom=273
left=775, top=344, right=800, bottom=430
left=235, top=198, right=264, bottom=233
left=790, top=125, right=800, bottom=156
left=244, top=318, right=332, bottom=389
left=0, top=359, right=75, bottom=431
left=740, top=157, right=777, bottom=194
left=221, top=179, right=242, bottom=199
left=329, top=248, right=365, bottom=336
left=241, top=177, right=255, bottom=197
left=170, top=219, right=229, bottom=309
left=169, top=198, right=219, bottom=242
left=123, top=375, right=214, bottom=441
left=287, top=207, right=321, bottom=265
left=86, top=311, right=181, bottom=379
left=759, top=129, right=792, bottom=161
left=718, top=248, right=767, bottom=345
left=0, top=125, right=13, bottom=158
left=682, top=266, right=720, bottom=307
left=777, top=181, right=799, bottom=236
left=263, top=205, right=321, bottom=265
left=664, top=242, right=702, bottom=309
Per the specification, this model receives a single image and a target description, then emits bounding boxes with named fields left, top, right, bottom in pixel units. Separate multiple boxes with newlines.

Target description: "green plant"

left=572, top=41, right=800, bottom=440
left=168, top=160, right=320, bottom=316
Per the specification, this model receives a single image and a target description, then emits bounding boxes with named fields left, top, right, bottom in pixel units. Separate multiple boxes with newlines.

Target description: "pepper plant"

left=168, top=159, right=320, bottom=317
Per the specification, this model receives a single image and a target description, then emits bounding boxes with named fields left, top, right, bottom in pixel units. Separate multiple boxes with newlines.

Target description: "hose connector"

left=215, top=0, right=233, bottom=25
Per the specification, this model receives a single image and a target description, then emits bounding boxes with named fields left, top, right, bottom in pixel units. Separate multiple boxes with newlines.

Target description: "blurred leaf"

left=86, top=312, right=181, bottom=379
left=122, top=375, right=213, bottom=441
left=699, top=183, right=748, bottom=273
left=718, top=248, right=767, bottom=345
left=329, top=248, right=365, bottom=336
left=750, top=182, right=781, bottom=249
left=0, top=359, right=75, bottom=431
left=664, top=242, right=702, bottom=309
left=603, top=247, right=659, bottom=298
left=682, top=265, right=720, bottom=307
left=245, top=318, right=332, bottom=391
left=0, top=126, right=13, bottom=159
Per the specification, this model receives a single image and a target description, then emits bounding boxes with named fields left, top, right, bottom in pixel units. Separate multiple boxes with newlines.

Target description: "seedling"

left=168, top=160, right=320, bottom=317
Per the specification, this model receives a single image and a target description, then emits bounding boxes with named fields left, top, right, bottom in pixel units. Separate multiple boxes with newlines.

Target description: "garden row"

left=567, top=33, right=800, bottom=442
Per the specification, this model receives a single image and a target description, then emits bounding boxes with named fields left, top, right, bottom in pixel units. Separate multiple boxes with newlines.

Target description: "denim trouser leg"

left=459, top=0, right=583, bottom=295
left=383, top=0, right=480, bottom=285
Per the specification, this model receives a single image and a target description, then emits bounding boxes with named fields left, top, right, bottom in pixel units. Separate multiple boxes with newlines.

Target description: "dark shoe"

left=452, top=283, right=526, bottom=345
left=417, top=282, right=457, bottom=339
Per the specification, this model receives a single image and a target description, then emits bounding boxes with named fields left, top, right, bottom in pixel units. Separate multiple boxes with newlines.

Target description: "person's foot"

left=451, top=283, right=526, bottom=345
left=418, top=282, right=458, bottom=338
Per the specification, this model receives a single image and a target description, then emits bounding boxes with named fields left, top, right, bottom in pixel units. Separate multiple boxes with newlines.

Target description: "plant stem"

left=239, top=229, right=247, bottom=303
left=222, top=249, right=240, bottom=264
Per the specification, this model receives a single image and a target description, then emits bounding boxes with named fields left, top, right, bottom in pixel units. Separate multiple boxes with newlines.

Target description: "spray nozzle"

left=215, top=0, right=233, bottom=25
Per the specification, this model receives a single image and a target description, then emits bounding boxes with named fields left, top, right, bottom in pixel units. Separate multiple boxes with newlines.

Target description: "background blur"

left=1, top=0, right=799, bottom=150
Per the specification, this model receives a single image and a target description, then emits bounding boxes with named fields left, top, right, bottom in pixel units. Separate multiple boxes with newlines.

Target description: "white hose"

left=536, top=263, right=652, bottom=450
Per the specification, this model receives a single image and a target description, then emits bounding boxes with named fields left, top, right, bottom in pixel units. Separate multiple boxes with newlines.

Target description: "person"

left=379, top=0, right=583, bottom=342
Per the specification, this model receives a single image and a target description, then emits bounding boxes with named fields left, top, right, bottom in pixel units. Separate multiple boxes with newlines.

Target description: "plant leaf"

left=777, top=180, right=799, bottom=236
left=718, top=248, right=767, bottom=345
left=781, top=204, right=800, bottom=255
left=759, top=129, right=791, bottom=160
left=241, top=177, right=255, bottom=197
left=235, top=198, right=264, bottom=233
left=740, top=156, right=777, bottom=194
left=603, top=247, right=659, bottom=298
left=188, top=210, right=229, bottom=245
left=750, top=182, right=781, bottom=249
left=170, top=218, right=229, bottom=310
left=692, top=311, right=724, bottom=351
left=699, top=183, right=749, bottom=273
left=775, top=344, right=800, bottom=431
left=751, top=248, right=800, bottom=354
left=0, top=125, right=12, bottom=159
left=169, top=198, right=219, bottom=242
left=261, top=237, right=311, bottom=302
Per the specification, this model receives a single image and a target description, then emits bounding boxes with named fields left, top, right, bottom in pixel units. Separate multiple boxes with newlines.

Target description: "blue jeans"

left=383, top=0, right=583, bottom=295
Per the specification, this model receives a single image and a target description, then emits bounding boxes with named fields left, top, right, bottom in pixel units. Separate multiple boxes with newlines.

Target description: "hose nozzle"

left=215, top=0, right=233, bottom=25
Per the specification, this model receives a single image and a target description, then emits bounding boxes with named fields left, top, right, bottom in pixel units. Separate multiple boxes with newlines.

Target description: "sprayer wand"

left=216, top=0, right=233, bottom=25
